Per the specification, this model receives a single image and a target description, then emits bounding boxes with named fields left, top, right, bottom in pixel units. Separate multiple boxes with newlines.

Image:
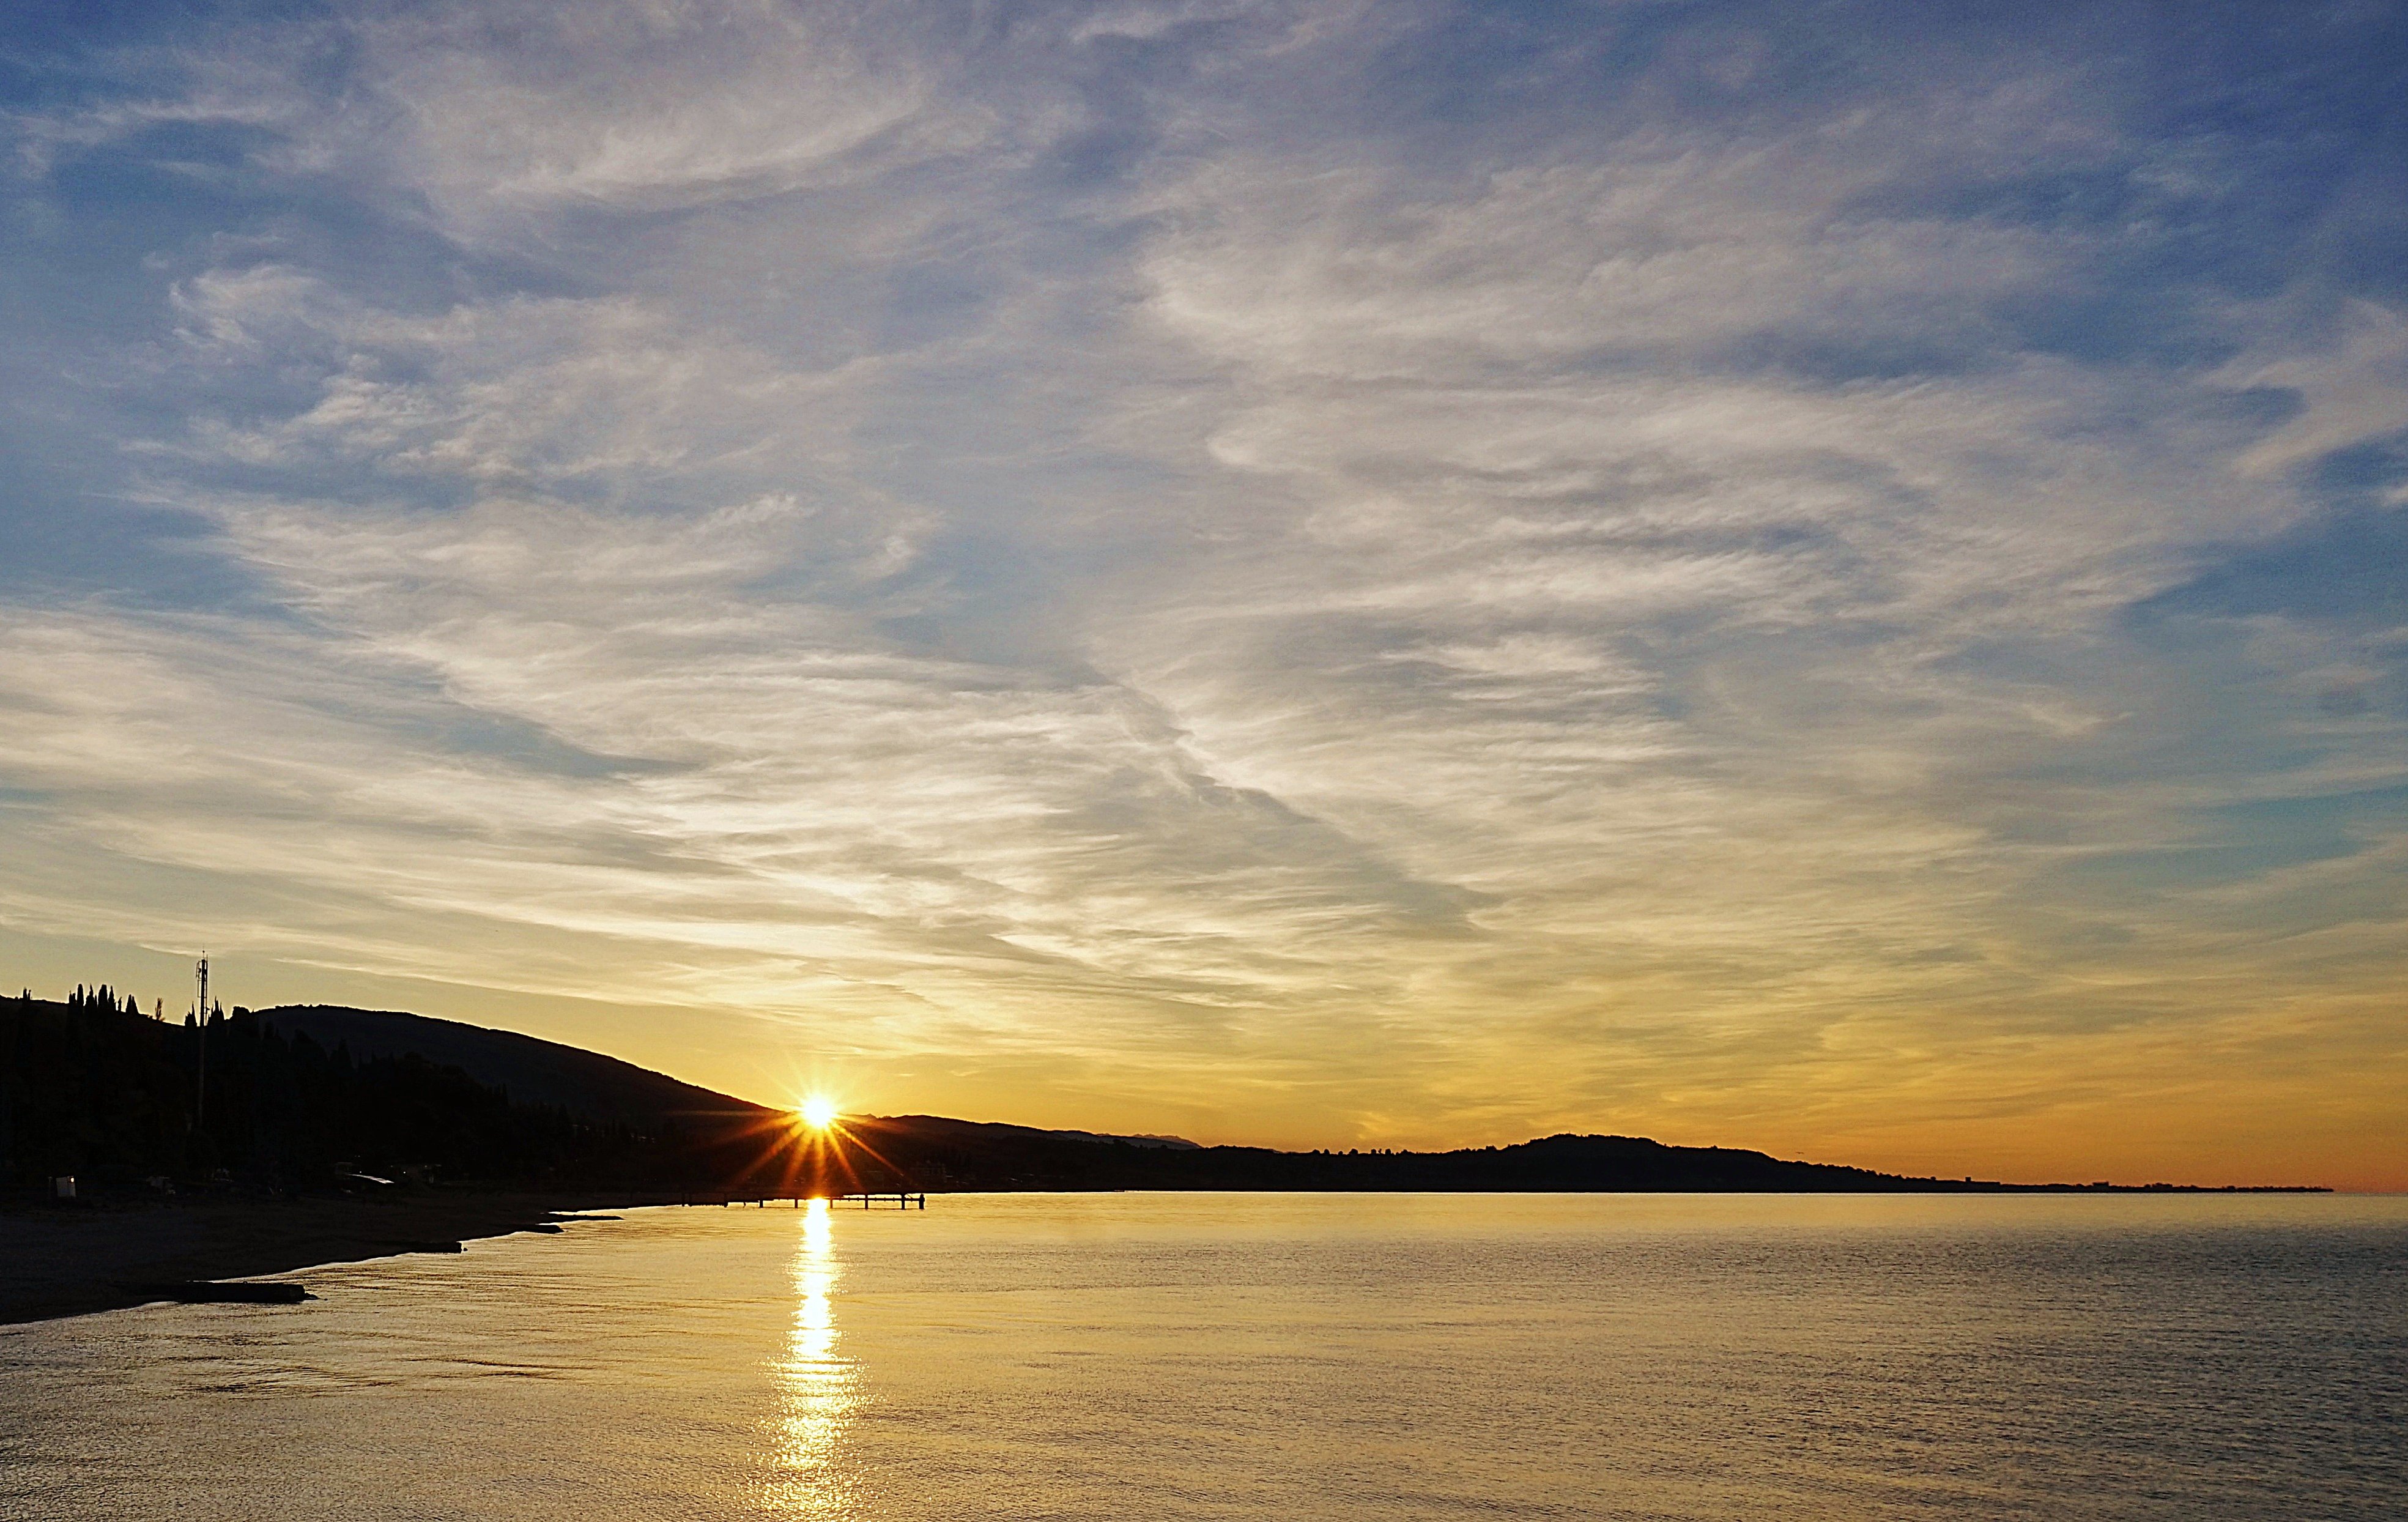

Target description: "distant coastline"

left=7, top=992, right=2330, bottom=1202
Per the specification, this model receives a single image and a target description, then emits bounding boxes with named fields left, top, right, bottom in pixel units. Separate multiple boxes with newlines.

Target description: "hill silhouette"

left=0, top=991, right=736, bottom=1193
left=3, top=991, right=2320, bottom=1197
left=257, top=1005, right=767, bottom=1131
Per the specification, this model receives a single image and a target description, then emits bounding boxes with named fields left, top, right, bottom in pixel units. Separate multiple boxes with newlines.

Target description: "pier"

left=697, top=1192, right=927, bottom=1209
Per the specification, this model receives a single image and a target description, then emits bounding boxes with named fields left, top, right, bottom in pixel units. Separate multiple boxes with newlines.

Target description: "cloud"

left=2226, top=299, right=2408, bottom=482
left=1, top=0, right=2402, bottom=1174
left=358, top=1, right=998, bottom=228
left=165, top=272, right=864, bottom=494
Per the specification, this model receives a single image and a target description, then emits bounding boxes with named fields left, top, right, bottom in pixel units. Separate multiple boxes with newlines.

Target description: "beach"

left=0, top=1190, right=646, bottom=1324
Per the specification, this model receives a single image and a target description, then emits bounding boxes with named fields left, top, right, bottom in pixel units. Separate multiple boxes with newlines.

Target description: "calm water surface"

left=1, top=1192, right=2402, bottom=1520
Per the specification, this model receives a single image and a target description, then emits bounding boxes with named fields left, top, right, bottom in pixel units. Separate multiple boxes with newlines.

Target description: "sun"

left=797, top=1094, right=840, bottom=1130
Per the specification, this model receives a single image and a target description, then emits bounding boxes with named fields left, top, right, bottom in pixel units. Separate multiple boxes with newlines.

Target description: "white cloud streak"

left=2, top=1, right=2402, bottom=1173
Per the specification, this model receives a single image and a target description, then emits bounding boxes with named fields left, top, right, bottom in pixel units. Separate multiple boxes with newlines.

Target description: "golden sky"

left=1, top=3, right=2402, bottom=1190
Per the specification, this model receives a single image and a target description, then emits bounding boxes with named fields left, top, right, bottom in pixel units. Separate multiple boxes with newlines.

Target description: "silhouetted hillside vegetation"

left=838, top=1115, right=1997, bottom=1193
left=256, top=1005, right=753, bottom=1129
left=0, top=993, right=771, bottom=1193
left=5, top=992, right=2320, bottom=1197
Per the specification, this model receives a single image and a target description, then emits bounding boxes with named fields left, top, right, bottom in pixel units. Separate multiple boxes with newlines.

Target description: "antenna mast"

left=194, top=953, right=209, bottom=1130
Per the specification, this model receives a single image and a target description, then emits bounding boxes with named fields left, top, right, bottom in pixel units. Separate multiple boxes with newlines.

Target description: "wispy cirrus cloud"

left=1, top=1, right=2402, bottom=1182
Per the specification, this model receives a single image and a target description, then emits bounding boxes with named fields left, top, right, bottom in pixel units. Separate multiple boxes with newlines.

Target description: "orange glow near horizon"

left=798, top=1094, right=839, bottom=1131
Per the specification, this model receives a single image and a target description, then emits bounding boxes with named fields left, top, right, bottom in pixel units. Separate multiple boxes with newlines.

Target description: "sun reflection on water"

left=768, top=1198, right=858, bottom=1517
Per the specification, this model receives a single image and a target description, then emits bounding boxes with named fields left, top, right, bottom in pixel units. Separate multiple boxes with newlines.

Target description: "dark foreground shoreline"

left=0, top=1190, right=663, bottom=1326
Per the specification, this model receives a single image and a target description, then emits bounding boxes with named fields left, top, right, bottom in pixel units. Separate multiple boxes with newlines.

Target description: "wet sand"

left=0, top=1191, right=661, bottom=1324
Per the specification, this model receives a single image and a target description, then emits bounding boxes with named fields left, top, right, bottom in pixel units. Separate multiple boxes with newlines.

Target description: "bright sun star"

left=798, top=1095, right=839, bottom=1130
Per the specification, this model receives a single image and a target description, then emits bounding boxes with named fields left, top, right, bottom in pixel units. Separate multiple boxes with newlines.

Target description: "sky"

left=2, top=1, right=2403, bottom=1187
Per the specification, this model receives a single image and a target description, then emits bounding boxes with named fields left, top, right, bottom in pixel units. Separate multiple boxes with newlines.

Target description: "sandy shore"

left=0, top=1190, right=661, bottom=1325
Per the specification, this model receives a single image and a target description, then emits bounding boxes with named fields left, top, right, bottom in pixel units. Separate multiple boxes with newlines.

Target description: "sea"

left=1, top=1192, right=2401, bottom=1520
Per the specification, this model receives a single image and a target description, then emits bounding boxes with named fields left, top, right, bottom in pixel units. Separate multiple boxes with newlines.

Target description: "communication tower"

left=194, top=953, right=209, bottom=1128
